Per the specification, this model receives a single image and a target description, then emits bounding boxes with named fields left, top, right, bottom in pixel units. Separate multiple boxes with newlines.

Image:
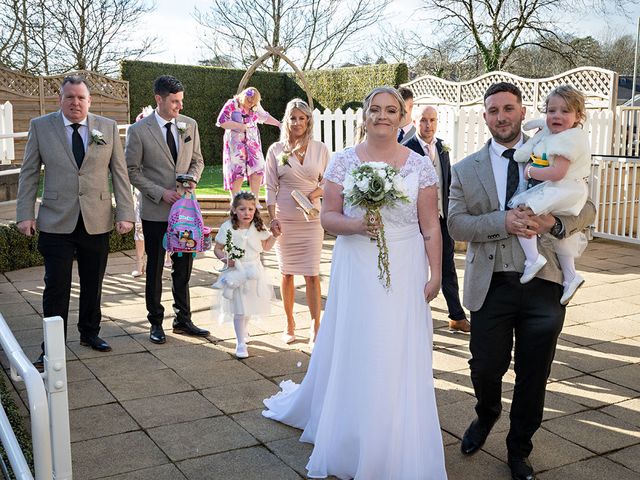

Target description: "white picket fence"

left=0, top=101, right=15, bottom=164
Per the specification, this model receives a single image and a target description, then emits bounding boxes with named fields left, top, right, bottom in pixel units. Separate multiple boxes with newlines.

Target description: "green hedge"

left=300, top=63, right=409, bottom=111
left=0, top=224, right=134, bottom=273
left=122, top=60, right=408, bottom=165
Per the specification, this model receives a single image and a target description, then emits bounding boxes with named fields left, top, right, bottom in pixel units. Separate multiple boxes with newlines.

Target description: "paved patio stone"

left=151, top=343, right=231, bottom=369
left=147, top=416, right=258, bottom=461
left=121, top=391, right=221, bottom=428
left=174, top=359, right=263, bottom=389
left=69, top=403, right=139, bottom=442
left=72, top=431, right=168, bottom=479
left=101, top=463, right=187, bottom=480
left=543, top=409, right=640, bottom=453
left=554, top=341, right=634, bottom=374
left=66, top=360, right=95, bottom=383
left=443, top=444, right=509, bottom=480
left=82, top=351, right=167, bottom=378
left=100, top=368, right=193, bottom=401
left=67, top=378, right=116, bottom=410
left=538, top=391, right=588, bottom=420
left=545, top=374, right=638, bottom=408
left=601, top=398, right=640, bottom=428
left=607, top=443, right=640, bottom=473
left=232, top=408, right=301, bottom=443
left=243, top=350, right=310, bottom=378
left=67, top=335, right=145, bottom=360
left=538, top=456, right=638, bottom=480
left=201, top=379, right=280, bottom=414
left=265, top=436, right=314, bottom=477
left=591, top=363, right=640, bottom=393
left=177, top=446, right=301, bottom=480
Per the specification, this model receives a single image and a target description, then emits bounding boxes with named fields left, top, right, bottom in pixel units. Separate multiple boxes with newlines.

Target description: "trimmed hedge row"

left=0, top=224, right=135, bottom=273
left=300, top=63, right=409, bottom=111
left=121, top=60, right=408, bottom=164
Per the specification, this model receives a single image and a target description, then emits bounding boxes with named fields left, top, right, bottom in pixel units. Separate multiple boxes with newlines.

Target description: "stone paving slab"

left=538, top=456, right=638, bottom=480
left=102, top=464, right=188, bottom=480
left=69, top=403, right=139, bottom=442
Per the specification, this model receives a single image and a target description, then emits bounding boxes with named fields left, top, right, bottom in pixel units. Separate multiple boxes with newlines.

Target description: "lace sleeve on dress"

left=323, top=150, right=349, bottom=185
left=417, top=154, right=439, bottom=189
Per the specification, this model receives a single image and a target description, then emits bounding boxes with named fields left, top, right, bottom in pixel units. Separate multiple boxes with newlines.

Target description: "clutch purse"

left=291, top=190, right=319, bottom=221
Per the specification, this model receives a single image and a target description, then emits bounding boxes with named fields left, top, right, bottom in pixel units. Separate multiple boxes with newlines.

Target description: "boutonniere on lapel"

left=441, top=143, right=451, bottom=154
left=177, top=122, right=188, bottom=136
left=90, top=129, right=106, bottom=145
left=277, top=151, right=291, bottom=168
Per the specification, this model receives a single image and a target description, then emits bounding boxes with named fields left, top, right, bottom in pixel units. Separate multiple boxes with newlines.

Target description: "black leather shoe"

left=33, top=353, right=45, bottom=372
left=150, top=325, right=166, bottom=344
left=460, top=416, right=500, bottom=455
left=80, top=336, right=112, bottom=352
left=508, top=456, right=536, bottom=480
left=172, top=321, right=209, bottom=336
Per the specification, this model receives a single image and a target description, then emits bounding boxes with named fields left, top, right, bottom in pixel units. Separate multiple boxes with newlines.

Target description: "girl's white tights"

left=233, top=314, right=249, bottom=345
left=557, top=253, right=577, bottom=284
left=518, top=235, right=539, bottom=265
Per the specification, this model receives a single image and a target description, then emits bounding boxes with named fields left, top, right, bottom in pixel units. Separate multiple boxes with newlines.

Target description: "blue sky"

left=139, top=0, right=640, bottom=67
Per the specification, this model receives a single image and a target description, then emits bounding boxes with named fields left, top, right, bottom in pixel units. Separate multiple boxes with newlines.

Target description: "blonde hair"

left=235, top=87, right=262, bottom=111
left=359, top=86, right=407, bottom=138
left=544, top=85, right=587, bottom=127
left=280, top=98, right=314, bottom=153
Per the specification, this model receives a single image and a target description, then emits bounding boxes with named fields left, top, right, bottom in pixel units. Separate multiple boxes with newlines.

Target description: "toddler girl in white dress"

left=213, top=192, right=279, bottom=358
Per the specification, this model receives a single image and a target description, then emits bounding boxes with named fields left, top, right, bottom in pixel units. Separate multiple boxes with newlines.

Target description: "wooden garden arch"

left=236, top=46, right=314, bottom=110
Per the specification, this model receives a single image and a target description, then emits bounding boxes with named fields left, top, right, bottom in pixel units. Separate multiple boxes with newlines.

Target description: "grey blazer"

left=447, top=139, right=596, bottom=312
left=16, top=111, right=134, bottom=234
left=125, top=113, right=204, bottom=222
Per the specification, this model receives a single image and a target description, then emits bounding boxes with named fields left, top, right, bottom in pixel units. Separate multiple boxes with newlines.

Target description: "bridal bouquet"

left=343, top=161, right=409, bottom=290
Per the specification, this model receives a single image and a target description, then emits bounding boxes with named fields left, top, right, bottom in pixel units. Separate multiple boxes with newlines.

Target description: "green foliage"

left=122, top=60, right=407, bottom=164
left=0, top=223, right=134, bottom=273
left=0, top=371, right=33, bottom=475
left=300, top=63, right=409, bottom=111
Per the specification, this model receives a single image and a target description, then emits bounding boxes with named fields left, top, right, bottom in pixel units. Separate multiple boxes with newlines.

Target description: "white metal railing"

left=590, top=155, right=640, bottom=244
left=0, top=315, right=72, bottom=479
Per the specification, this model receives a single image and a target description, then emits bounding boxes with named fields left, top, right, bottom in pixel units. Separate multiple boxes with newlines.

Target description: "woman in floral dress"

left=216, top=87, right=281, bottom=198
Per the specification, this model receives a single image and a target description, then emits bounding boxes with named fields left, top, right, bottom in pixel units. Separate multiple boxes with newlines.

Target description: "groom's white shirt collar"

left=490, top=134, right=524, bottom=211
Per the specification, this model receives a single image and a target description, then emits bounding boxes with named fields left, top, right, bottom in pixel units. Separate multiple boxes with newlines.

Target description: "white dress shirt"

left=62, top=114, right=89, bottom=151
left=489, top=136, right=525, bottom=210
left=417, top=135, right=444, bottom=217
left=155, top=111, right=180, bottom=155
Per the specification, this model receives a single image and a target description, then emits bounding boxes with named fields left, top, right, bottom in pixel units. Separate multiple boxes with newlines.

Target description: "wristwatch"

left=550, top=216, right=565, bottom=239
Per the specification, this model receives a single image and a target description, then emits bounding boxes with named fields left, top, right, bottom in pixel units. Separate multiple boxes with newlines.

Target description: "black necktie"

left=165, top=122, right=177, bottom=161
left=397, top=129, right=405, bottom=143
left=71, top=123, right=84, bottom=168
left=502, top=148, right=519, bottom=209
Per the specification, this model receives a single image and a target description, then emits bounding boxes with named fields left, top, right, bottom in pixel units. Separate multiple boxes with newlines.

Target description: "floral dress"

left=216, top=98, right=270, bottom=190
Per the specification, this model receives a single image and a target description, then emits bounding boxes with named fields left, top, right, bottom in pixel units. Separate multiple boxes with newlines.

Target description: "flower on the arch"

left=90, top=129, right=106, bottom=145
left=177, top=122, right=188, bottom=135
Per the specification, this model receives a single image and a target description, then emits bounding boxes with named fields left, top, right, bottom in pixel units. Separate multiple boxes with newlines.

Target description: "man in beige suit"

left=448, top=82, right=596, bottom=480
left=16, top=75, right=134, bottom=366
left=126, top=75, right=208, bottom=344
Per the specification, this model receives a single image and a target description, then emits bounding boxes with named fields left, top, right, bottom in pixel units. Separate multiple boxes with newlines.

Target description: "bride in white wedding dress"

left=263, top=87, right=448, bottom=480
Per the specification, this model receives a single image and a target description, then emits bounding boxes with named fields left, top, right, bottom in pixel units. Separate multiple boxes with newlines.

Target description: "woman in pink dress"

left=265, top=99, right=330, bottom=345
left=217, top=87, right=281, bottom=198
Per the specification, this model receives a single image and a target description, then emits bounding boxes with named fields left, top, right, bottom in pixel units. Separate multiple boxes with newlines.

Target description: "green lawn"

left=196, top=165, right=265, bottom=196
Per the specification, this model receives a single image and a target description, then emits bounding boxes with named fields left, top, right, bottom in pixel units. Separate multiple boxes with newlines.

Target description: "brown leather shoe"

left=449, top=319, right=471, bottom=333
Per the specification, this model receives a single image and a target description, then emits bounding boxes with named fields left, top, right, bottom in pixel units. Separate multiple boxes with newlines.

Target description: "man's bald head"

left=413, top=105, right=438, bottom=144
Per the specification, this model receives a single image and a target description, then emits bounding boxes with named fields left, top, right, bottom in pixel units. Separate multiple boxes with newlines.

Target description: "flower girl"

left=212, top=192, right=279, bottom=358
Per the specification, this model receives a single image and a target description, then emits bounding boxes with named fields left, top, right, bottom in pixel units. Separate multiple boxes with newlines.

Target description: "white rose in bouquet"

left=343, top=174, right=355, bottom=196
left=356, top=177, right=370, bottom=191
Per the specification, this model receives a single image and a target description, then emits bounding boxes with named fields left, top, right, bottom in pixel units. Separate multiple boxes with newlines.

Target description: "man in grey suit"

left=16, top=75, right=135, bottom=365
left=126, top=75, right=208, bottom=344
left=448, top=82, right=595, bottom=480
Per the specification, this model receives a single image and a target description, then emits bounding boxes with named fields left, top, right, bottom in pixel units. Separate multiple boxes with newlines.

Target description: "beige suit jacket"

left=447, top=139, right=596, bottom=312
left=125, top=113, right=204, bottom=222
left=16, top=111, right=135, bottom=234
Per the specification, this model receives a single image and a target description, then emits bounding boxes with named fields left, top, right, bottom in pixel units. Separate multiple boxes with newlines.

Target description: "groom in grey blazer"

left=126, top=75, right=208, bottom=344
left=16, top=75, right=134, bottom=365
left=448, top=82, right=595, bottom=480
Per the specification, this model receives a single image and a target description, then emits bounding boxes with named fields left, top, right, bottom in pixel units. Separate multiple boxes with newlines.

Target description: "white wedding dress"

left=263, top=148, right=448, bottom=480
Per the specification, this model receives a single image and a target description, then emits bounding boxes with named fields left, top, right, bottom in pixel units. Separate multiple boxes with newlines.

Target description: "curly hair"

left=544, top=85, right=587, bottom=127
left=230, top=191, right=266, bottom=231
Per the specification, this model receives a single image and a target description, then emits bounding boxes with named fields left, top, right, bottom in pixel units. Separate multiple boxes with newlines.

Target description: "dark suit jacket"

left=405, top=136, right=451, bottom=218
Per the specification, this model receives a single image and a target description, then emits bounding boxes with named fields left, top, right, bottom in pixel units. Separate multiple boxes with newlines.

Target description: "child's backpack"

left=164, top=193, right=209, bottom=257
